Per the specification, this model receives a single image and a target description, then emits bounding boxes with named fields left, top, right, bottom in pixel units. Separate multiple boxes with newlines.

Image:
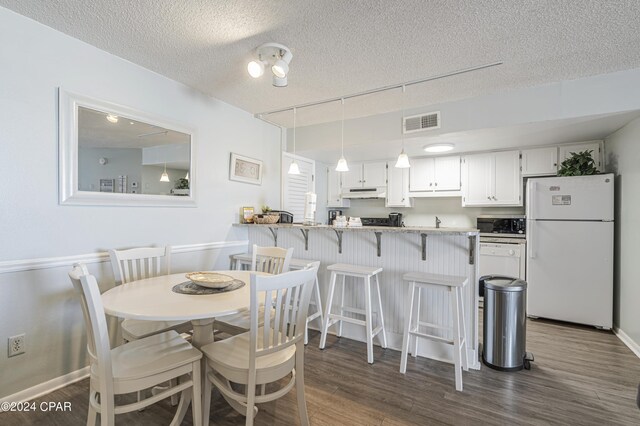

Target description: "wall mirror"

left=59, top=89, right=196, bottom=206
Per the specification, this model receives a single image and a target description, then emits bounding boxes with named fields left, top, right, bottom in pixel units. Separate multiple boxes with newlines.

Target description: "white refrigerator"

left=526, top=174, right=614, bottom=329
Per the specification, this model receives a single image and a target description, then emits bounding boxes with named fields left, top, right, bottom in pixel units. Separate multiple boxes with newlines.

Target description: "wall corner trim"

left=0, top=366, right=90, bottom=407
left=613, top=327, right=640, bottom=359
left=0, top=240, right=249, bottom=274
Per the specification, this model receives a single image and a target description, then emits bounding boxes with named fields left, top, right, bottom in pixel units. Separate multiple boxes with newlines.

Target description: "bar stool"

left=319, top=263, right=387, bottom=364
left=229, top=252, right=324, bottom=344
left=399, top=272, right=469, bottom=391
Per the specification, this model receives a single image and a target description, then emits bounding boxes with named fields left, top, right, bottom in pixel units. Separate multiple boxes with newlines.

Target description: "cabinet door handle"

left=434, top=182, right=438, bottom=186
left=487, top=196, right=491, bottom=200
left=492, top=196, right=497, bottom=200
left=429, top=182, right=433, bottom=186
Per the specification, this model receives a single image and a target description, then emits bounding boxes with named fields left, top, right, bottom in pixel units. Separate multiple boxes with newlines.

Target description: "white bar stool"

left=319, top=263, right=387, bottom=364
left=229, top=252, right=324, bottom=344
left=399, top=272, right=469, bottom=391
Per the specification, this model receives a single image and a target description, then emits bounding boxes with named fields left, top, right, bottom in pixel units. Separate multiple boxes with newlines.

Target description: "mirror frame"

left=59, top=88, right=196, bottom=207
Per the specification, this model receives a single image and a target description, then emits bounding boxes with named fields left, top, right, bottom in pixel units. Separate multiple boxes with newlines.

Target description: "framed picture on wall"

left=229, top=153, right=263, bottom=185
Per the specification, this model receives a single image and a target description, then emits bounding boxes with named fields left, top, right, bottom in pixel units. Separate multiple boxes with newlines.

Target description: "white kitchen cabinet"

left=559, top=141, right=603, bottom=172
left=340, top=162, right=387, bottom=192
left=326, top=167, right=351, bottom=208
left=409, top=155, right=461, bottom=192
left=462, top=150, right=522, bottom=207
left=386, top=162, right=412, bottom=207
left=362, top=162, right=387, bottom=187
left=521, top=147, right=558, bottom=176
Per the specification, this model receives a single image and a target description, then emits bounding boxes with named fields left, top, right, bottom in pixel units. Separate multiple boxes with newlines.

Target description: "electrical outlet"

left=8, top=334, right=25, bottom=357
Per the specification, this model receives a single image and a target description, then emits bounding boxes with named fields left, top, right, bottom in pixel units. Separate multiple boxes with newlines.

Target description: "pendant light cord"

left=293, top=107, right=296, bottom=156
left=401, top=85, right=406, bottom=151
left=341, top=98, right=345, bottom=157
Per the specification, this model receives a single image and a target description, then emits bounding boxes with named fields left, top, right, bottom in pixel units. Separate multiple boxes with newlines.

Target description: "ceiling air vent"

left=403, top=111, right=441, bottom=134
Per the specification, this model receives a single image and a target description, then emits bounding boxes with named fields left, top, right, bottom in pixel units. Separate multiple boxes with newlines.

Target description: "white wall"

left=0, top=7, right=281, bottom=399
left=605, top=116, right=640, bottom=354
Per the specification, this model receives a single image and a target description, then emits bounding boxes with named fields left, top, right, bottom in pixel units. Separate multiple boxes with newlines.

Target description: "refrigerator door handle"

left=528, top=220, right=536, bottom=259
left=527, top=181, right=537, bottom=219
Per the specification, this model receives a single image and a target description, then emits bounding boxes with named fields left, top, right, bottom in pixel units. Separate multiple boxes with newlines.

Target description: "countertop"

left=234, top=223, right=479, bottom=235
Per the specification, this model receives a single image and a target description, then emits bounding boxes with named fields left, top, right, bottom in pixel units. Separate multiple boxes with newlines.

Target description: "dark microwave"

left=476, top=215, right=525, bottom=236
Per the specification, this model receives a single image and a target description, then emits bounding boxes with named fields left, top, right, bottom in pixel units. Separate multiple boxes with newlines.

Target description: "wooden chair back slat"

left=108, top=246, right=171, bottom=285
left=251, top=245, right=293, bottom=275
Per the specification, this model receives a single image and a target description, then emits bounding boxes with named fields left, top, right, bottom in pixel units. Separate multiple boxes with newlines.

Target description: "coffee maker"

left=388, top=212, right=404, bottom=227
left=328, top=209, right=343, bottom=225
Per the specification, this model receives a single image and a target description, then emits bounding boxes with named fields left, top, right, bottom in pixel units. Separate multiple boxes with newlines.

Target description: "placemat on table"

left=172, top=279, right=245, bottom=295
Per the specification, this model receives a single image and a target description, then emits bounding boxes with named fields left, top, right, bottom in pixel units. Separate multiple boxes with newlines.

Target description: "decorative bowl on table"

left=185, top=272, right=236, bottom=289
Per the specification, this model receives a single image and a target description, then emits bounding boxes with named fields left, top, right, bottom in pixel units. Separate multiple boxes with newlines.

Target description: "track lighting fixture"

left=247, top=43, right=293, bottom=87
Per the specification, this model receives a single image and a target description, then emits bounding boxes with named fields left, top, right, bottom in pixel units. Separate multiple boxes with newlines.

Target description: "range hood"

left=342, top=187, right=387, bottom=199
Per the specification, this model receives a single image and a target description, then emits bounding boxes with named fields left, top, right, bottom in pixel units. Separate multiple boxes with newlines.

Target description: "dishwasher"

left=477, top=216, right=527, bottom=304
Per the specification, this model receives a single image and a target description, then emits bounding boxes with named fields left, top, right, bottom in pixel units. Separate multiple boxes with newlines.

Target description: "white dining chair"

left=201, top=265, right=318, bottom=426
left=215, top=245, right=294, bottom=336
left=108, top=246, right=191, bottom=341
left=68, top=263, right=203, bottom=426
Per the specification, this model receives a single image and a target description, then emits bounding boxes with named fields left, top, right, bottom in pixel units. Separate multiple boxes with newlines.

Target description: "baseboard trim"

left=0, top=366, right=89, bottom=409
left=613, top=327, right=640, bottom=359
left=0, top=240, right=248, bottom=274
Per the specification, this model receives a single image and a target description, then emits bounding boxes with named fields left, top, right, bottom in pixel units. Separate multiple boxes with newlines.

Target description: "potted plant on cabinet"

left=557, top=150, right=598, bottom=176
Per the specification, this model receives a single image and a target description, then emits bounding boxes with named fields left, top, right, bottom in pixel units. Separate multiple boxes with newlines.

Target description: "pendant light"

left=395, top=85, right=411, bottom=168
left=335, top=98, right=349, bottom=172
left=160, top=163, right=170, bottom=182
left=288, top=107, right=301, bottom=175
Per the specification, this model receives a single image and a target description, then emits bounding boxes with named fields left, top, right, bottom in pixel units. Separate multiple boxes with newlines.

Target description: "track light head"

left=247, top=60, right=265, bottom=78
left=272, top=59, right=289, bottom=78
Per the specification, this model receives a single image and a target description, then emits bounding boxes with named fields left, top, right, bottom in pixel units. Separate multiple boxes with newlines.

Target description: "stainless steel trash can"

left=481, top=275, right=529, bottom=371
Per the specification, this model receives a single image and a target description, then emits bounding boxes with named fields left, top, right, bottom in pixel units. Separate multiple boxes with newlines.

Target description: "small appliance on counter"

left=328, top=209, right=343, bottom=225
left=389, top=212, right=404, bottom=227
left=361, top=213, right=404, bottom=227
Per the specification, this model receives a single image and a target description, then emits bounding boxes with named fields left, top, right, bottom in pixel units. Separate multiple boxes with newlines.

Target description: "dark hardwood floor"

left=3, top=317, right=640, bottom=425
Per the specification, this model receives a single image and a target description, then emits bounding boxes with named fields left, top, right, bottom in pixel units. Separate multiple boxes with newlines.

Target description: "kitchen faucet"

left=435, top=216, right=441, bottom=228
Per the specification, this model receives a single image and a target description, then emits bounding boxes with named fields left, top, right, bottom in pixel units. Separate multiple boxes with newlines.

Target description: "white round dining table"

left=101, top=270, right=262, bottom=349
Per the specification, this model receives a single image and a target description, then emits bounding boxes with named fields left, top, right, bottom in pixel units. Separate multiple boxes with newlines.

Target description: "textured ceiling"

left=3, top=0, right=640, bottom=126
left=297, top=111, right=640, bottom=163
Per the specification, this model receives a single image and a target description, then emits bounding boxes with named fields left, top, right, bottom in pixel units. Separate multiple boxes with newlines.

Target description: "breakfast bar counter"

left=233, top=223, right=481, bottom=369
